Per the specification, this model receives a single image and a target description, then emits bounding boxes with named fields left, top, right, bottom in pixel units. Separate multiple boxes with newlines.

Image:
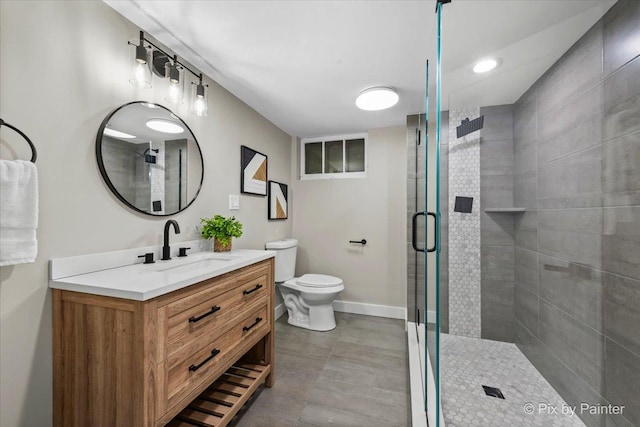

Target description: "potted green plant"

left=200, top=215, right=243, bottom=252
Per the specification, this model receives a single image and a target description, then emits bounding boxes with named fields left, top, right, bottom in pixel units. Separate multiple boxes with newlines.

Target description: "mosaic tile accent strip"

left=448, top=108, right=481, bottom=338
left=441, top=333, right=585, bottom=427
left=149, top=140, right=165, bottom=214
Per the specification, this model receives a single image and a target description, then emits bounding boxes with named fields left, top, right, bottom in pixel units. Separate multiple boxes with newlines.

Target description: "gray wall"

left=406, top=113, right=449, bottom=330
left=0, top=2, right=293, bottom=426
left=479, top=105, right=515, bottom=342
left=513, top=1, right=640, bottom=426
left=407, top=114, right=426, bottom=323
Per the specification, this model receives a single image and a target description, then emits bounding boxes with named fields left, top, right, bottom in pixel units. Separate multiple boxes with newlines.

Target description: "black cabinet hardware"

left=349, top=239, right=367, bottom=245
left=243, top=317, right=263, bottom=332
left=138, top=253, right=155, bottom=264
left=188, top=348, right=220, bottom=372
left=178, top=247, right=191, bottom=257
left=189, top=306, right=221, bottom=323
left=243, top=284, right=263, bottom=295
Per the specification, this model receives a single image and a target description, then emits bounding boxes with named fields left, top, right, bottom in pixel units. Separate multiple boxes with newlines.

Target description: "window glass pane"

left=346, top=138, right=365, bottom=172
left=325, top=140, right=343, bottom=173
left=305, top=142, right=323, bottom=174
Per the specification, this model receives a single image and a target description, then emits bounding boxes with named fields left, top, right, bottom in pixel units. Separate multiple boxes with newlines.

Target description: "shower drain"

left=482, top=385, right=505, bottom=399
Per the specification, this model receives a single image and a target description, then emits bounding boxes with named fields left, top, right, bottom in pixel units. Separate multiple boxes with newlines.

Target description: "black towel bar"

left=349, top=239, right=367, bottom=245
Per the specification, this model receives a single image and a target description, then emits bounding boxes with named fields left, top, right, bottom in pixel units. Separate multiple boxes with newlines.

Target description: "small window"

left=300, top=133, right=367, bottom=179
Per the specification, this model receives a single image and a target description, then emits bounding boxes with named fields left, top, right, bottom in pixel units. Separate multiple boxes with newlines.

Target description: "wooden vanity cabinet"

left=53, top=258, right=275, bottom=427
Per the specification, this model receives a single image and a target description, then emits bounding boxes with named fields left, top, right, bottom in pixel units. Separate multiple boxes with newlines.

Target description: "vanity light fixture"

left=356, top=87, right=399, bottom=111
left=191, top=74, right=209, bottom=117
left=473, top=58, right=499, bottom=73
left=127, top=31, right=209, bottom=115
left=146, top=119, right=184, bottom=134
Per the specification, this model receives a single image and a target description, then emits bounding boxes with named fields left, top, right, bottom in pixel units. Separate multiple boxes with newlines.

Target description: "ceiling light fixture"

left=127, top=31, right=209, bottom=115
left=473, top=58, right=499, bottom=73
left=146, top=119, right=184, bottom=134
left=356, top=87, right=399, bottom=111
left=104, top=128, right=136, bottom=139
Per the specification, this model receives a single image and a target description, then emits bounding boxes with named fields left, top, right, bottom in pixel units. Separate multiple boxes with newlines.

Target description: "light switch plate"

left=229, top=195, right=240, bottom=210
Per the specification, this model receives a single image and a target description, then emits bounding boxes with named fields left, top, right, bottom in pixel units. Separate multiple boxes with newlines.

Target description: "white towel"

left=0, top=160, right=38, bottom=266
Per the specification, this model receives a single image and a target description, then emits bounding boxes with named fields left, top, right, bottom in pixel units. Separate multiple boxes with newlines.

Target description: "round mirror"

left=96, top=102, right=204, bottom=216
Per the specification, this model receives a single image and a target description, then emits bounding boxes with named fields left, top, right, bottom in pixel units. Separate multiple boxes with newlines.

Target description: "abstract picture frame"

left=268, top=181, right=288, bottom=220
left=240, top=145, right=268, bottom=196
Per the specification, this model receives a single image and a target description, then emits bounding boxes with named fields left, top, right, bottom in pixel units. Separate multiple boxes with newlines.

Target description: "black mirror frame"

left=96, top=101, right=204, bottom=217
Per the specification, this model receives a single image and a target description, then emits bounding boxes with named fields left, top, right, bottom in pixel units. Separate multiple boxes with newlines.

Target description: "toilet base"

left=286, top=305, right=337, bottom=332
left=277, top=282, right=342, bottom=332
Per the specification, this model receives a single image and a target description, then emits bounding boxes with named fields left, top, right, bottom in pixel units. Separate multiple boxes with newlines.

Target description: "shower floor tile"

left=440, top=333, right=585, bottom=427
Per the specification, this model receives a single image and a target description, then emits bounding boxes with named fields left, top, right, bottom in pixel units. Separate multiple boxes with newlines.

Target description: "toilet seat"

left=297, top=274, right=343, bottom=288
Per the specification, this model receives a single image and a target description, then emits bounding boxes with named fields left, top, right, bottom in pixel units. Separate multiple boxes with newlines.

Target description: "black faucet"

left=162, top=220, right=181, bottom=260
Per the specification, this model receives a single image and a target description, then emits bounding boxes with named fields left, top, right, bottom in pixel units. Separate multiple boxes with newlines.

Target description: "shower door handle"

left=426, top=212, right=437, bottom=253
left=411, top=212, right=426, bottom=252
left=413, top=211, right=438, bottom=253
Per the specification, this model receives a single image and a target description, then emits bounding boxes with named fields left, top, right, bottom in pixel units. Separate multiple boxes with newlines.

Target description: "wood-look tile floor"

left=228, top=312, right=410, bottom=427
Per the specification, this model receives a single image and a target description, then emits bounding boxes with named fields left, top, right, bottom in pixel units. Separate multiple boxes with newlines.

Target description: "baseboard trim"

left=332, top=300, right=406, bottom=320
left=276, top=300, right=407, bottom=321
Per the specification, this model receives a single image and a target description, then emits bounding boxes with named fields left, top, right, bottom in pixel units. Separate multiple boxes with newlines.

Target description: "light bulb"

left=193, top=97, right=206, bottom=116
left=134, top=63, right=148, bottom=84
left=167, top=81, right=183, bottom=104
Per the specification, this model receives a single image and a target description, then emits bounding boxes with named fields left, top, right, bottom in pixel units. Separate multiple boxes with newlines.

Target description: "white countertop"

left=49, top=249, right=275, bottom=301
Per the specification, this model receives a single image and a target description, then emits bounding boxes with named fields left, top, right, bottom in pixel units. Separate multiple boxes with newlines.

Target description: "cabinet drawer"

left=163, top=271, right=269, bottom=358
left=160, top=304, right=269, bottom=414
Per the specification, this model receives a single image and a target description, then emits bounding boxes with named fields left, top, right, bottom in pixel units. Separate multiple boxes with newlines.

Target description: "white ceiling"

left=105, top=0, right=615, bottom=138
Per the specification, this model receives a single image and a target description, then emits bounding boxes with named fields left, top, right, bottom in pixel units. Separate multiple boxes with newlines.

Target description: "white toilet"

left=266, top=239, right=344, bottom=331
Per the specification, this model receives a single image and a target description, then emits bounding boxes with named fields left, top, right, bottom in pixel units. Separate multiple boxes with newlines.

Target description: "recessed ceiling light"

left=356, top=87, right=399, bottom=111
left=145, top=119, right=184, bottom=134
left=473, top=58, right=499, bottom=73
left=104, top=128, right=135, bottom=139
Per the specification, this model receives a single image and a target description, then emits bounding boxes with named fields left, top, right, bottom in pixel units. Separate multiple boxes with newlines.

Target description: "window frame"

left=300, top=133, right=368, bottom=180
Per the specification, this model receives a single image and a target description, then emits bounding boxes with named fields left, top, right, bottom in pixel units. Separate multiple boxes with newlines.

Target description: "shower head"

left=456, top=116, right=484, bottom=139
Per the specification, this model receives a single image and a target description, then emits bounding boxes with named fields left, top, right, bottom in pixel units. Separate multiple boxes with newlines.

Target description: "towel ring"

left=0, top=118, right=37, bottom=163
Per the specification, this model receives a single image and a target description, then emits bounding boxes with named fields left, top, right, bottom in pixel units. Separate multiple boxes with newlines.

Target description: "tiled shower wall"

left=513, top=1, right=640, bottom=426
left=479, top=105, right=515, bottom=343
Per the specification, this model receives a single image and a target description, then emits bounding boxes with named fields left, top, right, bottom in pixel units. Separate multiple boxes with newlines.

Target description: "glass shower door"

left=425, top=2, right=445, bottom=425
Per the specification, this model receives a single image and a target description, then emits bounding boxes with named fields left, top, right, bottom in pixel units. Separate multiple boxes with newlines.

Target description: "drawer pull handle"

left=189, top=348, right=221, bottom=372
left=243, top=284, right=263, bottom=295
left=243, top=317, right=263, bottom=332
left=189, top=306, right=221, bottom=323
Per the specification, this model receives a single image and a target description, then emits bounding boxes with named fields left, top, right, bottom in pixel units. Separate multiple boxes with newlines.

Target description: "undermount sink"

left=152, top=252, right=241, bottom=274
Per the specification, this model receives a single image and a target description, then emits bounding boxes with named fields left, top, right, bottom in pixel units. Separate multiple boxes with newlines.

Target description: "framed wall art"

left=268, top=181, right=288, bottom=220
left=240, top=145, right=268, bottom=196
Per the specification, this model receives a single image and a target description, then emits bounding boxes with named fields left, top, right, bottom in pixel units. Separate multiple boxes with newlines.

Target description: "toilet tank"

left=265, top=239, right=298, bottom=282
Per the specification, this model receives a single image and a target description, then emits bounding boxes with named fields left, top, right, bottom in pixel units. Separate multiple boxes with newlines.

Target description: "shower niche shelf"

left=484, top=207, right=526, bottom=213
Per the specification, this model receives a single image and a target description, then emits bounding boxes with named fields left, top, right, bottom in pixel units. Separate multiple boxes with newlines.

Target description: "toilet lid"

left=297, top=274, right=343, bottom=288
